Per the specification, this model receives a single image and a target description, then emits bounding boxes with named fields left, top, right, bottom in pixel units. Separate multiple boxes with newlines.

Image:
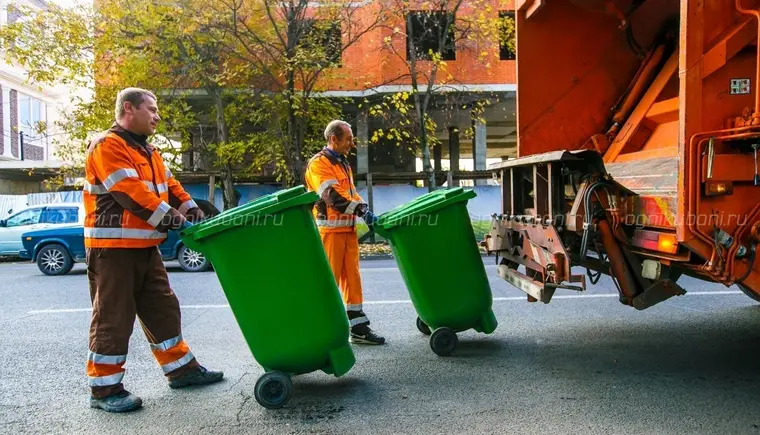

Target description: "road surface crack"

left=236, top=391, right=252, bottom=426
left=227, top=372, right=251, bottom=392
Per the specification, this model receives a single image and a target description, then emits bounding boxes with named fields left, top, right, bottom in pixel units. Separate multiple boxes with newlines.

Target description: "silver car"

left=0, top=203, right=84, bottom=257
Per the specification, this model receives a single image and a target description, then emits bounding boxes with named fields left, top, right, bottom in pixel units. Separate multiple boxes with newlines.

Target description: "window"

left=406, top=11, right=456, bottom=61
left=6, top=208, right=42, bottom=227
left=299, top=20, right=342, bottom=66
left=499, top=11, right=516, bottom=60
left=17, top=93, right=47, bottom=148
left=41, top=207, right=79, bottom=224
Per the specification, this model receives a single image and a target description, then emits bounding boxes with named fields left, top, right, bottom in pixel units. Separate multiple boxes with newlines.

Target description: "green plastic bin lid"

left=181, top=185, right=319, bottom=242
left=375, top=187, right=476, bottom=232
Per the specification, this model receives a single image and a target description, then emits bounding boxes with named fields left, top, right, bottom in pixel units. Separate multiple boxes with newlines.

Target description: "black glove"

left=363, top=210, right=378, bottom=228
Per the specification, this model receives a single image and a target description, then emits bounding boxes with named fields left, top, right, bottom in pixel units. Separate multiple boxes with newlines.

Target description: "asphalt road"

left=1, top=258, right=759, bottom=434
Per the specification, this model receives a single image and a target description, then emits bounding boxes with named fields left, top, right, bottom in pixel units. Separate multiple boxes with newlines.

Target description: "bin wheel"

left=416, top=317, right=431, bottom=336
left=254, top=371, right=293, bottom=409
left=429, top=327, right=458, bottom=356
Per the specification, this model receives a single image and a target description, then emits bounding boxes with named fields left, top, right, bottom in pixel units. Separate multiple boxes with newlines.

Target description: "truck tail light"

left=705, top=181, right=733, bottom=197
left=632, top=229, right=679, bottom=255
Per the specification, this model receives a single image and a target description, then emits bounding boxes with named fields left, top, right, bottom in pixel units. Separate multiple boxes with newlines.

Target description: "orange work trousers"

left=320, top=231, right=370, bottom=330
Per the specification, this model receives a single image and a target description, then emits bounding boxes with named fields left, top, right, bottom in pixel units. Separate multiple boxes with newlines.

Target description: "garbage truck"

left=484, top=0, right=760, bottom=309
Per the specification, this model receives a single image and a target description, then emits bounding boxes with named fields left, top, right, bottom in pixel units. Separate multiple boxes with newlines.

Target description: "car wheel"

left=37, top=244, right=74, bottom=276
left=178, top=244, right=210, bottom=272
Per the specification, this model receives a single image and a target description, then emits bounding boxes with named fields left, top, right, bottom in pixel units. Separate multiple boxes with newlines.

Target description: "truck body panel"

left=487, top=0, right=760, bottom=304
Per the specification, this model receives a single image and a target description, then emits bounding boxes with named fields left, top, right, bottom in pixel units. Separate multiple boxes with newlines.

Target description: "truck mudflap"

left=484, top=149, right=687, bottom=309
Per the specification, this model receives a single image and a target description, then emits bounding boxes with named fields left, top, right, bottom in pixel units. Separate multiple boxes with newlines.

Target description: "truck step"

left=631, top=279, right=687, bottom=310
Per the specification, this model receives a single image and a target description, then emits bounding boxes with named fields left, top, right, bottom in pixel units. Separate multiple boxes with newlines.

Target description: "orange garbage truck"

left=484, top=0, right=760, bottom=308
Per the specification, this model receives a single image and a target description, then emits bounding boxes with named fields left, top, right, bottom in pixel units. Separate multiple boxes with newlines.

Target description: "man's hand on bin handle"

left=363, top=211, right=379, bottom=229
left=185, top=207, right=205, bottom=223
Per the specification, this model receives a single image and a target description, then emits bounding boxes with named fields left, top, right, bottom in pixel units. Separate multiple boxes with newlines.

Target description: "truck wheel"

left=178, top=245, right=210, bottom=272
left=738, top=283, right=760, bottom=303
left=37, top=244, right=73, bottom=276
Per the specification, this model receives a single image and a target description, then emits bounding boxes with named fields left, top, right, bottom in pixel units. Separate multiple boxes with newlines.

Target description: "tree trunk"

left=212, top=87, right=238, bottom=210
left=407, top=13, right=436, bottom=192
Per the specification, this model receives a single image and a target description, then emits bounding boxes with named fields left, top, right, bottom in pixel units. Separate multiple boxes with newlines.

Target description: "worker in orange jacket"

left=304, top=120, right=385, bottom=345
left=83, top=88, right=223, bottom=413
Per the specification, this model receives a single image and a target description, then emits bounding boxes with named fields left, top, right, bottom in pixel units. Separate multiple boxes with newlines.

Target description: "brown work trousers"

left=86, top=246, right=199, bottom=398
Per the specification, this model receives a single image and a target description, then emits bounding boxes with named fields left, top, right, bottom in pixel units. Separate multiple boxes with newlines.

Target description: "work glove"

left=185, top=207, right=205, bottom=223
left=363, top=210, right=379, bottom=229
left=355, top=203, right=369, bottom=217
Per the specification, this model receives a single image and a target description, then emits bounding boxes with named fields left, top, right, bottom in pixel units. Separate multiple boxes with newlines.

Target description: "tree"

left=218, top=0, right=389, bottom=185
left=368, top=0, right=512, bottom=190
left=0, top=0, right=259, bottom=209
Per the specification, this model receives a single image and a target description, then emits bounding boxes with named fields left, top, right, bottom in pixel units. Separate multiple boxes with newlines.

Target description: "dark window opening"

left=499, top=11, right=516, bottom=61
left=300, top=19, right=342, bottom=66
left=406, top=11, right=456, bottom=61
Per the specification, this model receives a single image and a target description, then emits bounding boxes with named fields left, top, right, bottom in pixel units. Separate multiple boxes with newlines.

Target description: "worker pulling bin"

left=179, top=185, right=356, bottom=409
left=372, top=187, right=498, bottom=356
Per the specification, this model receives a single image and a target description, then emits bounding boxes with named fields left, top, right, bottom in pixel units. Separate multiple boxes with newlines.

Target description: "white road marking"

left=25, top=290, right=744, bottom=315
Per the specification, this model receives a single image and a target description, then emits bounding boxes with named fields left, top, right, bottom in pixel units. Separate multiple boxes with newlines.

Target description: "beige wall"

left=0, top=179, right=42, bottom=194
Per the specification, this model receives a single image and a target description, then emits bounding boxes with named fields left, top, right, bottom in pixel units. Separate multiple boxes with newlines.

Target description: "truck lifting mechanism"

left=484, top=0, right=760, bottom=309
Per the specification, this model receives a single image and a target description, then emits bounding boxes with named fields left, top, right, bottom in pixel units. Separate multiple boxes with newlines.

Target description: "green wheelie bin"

left=179, top=185, right=355, bottom=409
left=372, top=187, right=497, bottom=356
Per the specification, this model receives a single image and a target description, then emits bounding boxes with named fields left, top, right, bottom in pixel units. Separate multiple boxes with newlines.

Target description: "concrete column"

left=472, top=118, right=487, bottom=186
left=356, top=107, right=369, bottom=173
left=448, top=126, right=460, bottom=187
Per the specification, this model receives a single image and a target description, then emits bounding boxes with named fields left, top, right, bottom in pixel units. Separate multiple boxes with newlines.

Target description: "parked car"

left=0, top=203, right=85, bottom=256
left=18, top=199, right=219, bottom=276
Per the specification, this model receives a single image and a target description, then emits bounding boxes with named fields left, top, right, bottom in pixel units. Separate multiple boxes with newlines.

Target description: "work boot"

left=168, top=366, right=224, bottom=389
left=89, top=390, right=143, bottom=413
left=350, top=325, right=386, bottom=345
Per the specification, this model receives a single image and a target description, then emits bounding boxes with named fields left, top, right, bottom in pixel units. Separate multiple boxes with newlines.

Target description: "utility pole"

left=19, top=132, right=24, bottom=161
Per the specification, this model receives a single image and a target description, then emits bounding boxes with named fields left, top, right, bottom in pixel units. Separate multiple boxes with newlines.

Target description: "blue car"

left=19, top=199, right=219, bottom=276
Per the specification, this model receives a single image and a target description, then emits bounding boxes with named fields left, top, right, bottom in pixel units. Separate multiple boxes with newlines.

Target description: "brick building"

left=312, top=0, right=518, bottom=184
left=180, top=0, right=517, bottom=187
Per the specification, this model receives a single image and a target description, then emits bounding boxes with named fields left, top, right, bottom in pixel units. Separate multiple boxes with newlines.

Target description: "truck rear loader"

left=484, top=0, right=760, bottom=308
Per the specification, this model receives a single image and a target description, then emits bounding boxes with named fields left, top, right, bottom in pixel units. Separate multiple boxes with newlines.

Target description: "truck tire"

left=738, top=283, right=760, bottom=303
left=37, top=244, right=74, bottom=276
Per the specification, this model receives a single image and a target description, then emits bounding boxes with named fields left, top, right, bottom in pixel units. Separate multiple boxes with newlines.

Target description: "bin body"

left=373, top=188, right=497, bottom=334
left=180, top=186, right=355, bottom=377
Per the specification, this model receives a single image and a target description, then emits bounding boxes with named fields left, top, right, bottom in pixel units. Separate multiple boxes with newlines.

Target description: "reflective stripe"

left=84, top=227, right=167, bottom=240
left=83, top=182, right=108, bottom=195
left=349, top=316, right=369, bottom=327
left=165, top=169, right=173, bottom=179
left=88, top=371, right=125, bottom=387
left=316, top=218, right=355, bottom=228
left=141, top=181, right=167, bottom=194
left=346, top=303, right=363, bottom=311
left=160, top=351, right=195, bottom=374
left=147, top=201, right=171, bottom=227
left=317, top=179, right=339, bottom=196
left=102, top=168, right=139, bottom=190
left=178, top=199, right=197, bottom=215
left=345, top=200, right=361, bottom=215
left=150, top=335, right=183, bottom=352
left=87, top=351, right=126, bottom=365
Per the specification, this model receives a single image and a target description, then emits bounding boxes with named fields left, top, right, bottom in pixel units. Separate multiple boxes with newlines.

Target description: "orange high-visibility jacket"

left=83, top=123, right=198, bottom=248
left=304, top=148, right=368, bottom=233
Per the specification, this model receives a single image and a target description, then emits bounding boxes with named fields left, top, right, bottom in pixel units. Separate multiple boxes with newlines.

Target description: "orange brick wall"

left=317, top=0, right=516, bottom=92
